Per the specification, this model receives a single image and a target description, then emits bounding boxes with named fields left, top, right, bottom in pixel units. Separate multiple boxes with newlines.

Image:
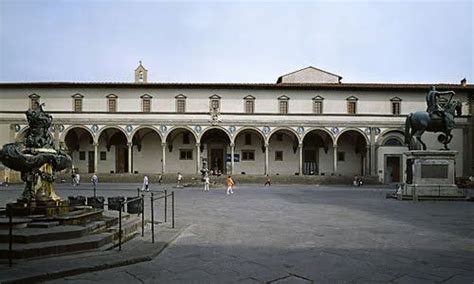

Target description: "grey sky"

left=0, top=0, right=472, bottom=83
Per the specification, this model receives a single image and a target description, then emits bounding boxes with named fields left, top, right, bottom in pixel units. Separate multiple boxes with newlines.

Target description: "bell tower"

left=134, top=61, right=148, bottom=83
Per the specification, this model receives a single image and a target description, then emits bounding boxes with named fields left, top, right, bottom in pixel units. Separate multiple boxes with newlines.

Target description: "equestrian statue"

left=404, top=86, right=462, bottom=150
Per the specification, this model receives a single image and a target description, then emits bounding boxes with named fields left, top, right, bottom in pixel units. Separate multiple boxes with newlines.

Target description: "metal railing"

left=150, top=190, right=175, bottom=244
left=118, top=195, right=144, bottom=251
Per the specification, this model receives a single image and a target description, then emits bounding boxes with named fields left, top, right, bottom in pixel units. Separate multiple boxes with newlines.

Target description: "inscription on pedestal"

left=420, top=164, right=448, bottom=179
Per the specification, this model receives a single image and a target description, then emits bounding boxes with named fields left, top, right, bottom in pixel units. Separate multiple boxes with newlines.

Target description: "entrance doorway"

left=209, top=148, right=224, bottom=174
left=115, top=147, right=128, bottom=173
left=303, top=149, right=317, bottom=175
left=88, top=151, right=94, bottom=173
left=385, top=155, right=401, bottom=183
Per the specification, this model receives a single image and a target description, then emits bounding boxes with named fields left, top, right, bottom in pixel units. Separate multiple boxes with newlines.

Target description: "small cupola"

left=134, top=61, right=148, bottom=83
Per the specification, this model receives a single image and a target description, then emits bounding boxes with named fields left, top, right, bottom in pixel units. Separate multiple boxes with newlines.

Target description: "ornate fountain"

left=0, top=103, right=72, bottom=216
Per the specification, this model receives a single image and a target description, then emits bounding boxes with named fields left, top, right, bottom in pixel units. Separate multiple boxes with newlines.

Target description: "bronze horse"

left=404, top=99, right=462, bottom=150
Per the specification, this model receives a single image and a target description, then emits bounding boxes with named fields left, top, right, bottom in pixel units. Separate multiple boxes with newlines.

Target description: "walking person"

left=226, top=175, right=235, bottom=195
left=264, top=175, right=271, bottom=186
left=91, top=173, right=98, bottom=189
left=75, top=172, right=81, bottom=186
left=177, top=172, right=183, bottom=187
left=142, top=175, right=149, bottom=191
left=203, top=173, right=210, bottom=191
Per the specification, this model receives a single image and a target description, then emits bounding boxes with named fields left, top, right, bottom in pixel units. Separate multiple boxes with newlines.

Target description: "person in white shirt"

left=142, top=175, right=149, bottom=191
left=203, top=174, right=210, bottom=191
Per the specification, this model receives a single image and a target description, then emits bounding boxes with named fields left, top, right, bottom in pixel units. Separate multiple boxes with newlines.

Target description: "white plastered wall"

left=268, top=133, right=299, bottom=174
left=132, top=132, right=162, bottom=174
left=234, top=132, right=265, bottom=175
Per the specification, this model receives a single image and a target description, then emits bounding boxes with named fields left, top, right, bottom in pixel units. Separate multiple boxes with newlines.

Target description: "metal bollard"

left=164, top=190, right=167, bottom=223
left=118, top=204, right=122, bottom=251
left=172, top=191, right=175, bottom=229
left=151, top=193, right=155, bottom=243
left=9, top=214, right=12, bottom=267
left=137, top=188, right=140, bottom=197
left=141, top=194, right=144, bottom=237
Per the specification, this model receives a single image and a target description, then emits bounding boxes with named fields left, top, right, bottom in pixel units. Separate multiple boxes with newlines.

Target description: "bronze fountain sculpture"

left=0, top=103, right=72, bottom=215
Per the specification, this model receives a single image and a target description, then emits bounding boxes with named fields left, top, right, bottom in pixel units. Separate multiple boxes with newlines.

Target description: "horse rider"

left=426, top=86, right=454, bottom=128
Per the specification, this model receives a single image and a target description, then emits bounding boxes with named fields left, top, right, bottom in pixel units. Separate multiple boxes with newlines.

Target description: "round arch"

left=130, top=125, right=163, bottom=142
left=267, top=127, right=301, bottom=145
left=61, top=125, right=95, bottom=143
left=198, top=126, right=232, bottom=144
left=335, top=128, right=369, bottom=145
left=301, top=127, right=335, bottom=145
left=377, top=129, right=405, bottom=145
left=96, top=126, right=128, bottom=144
left=233, top=127, right=265, bottom=145
left=164, top=126, right=198, bottom=143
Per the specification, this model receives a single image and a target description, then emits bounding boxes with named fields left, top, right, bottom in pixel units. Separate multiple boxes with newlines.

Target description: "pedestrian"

left=264, top=174, right=271, bottom=186
left=158, top=174, right=163, bottom=184
left=177, top=172, right=183, bottom=187
left=225, top=175, right=235, bottom=195
left=142, top=175, right=149, bottom=191
left=75, top=172, right=80, bottom=186
left=91, top=173, right=98, bottom=189
left=203, top=173, right=210, bottom=191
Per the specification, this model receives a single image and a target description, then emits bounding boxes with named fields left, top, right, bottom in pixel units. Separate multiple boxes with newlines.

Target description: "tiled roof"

left=0, top=81, right=473, bottom=91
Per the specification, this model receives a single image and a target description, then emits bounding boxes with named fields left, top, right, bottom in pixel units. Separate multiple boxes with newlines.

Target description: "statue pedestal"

left=6, top=199, right=69, bottom=217
left=400, top=150, right=464, bottom=198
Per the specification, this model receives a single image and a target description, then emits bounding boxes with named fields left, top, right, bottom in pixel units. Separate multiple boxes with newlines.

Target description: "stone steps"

left=0, top=211, right=141, bottom=259
left=0, top=216, right=142, bottom=259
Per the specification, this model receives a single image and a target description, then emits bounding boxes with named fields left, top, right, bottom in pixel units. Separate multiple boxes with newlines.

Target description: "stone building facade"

left=0, top=64, right=472, bottom=183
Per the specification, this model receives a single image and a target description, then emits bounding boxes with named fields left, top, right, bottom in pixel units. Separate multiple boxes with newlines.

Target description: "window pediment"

left=278, top=95, right=290, bottom=100
left=346, top=96, right=358, bottom=101
left=106, top=94, right=117, bottom=99
left=175, top=94, right=187, bottom=99
left=390, top=97, right=402, bottom=102
left=243, top=95, right=255, bottom=100
left=140, top=94, right=153, bottom=99
left=29, top=93, right=40, bottom=99
left=312, top=95, right=324, bottom=101
left=72, top=93, right=84, bottom=99
left=209, top=94, right=221, bottom=99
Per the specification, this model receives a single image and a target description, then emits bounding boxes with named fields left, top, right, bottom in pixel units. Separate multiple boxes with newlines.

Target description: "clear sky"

left=0, top=0, right=472, bottom=84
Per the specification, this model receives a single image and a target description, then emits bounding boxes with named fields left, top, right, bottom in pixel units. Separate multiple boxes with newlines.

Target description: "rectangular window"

left=142, top=98, right=151, bottom=112
left=30, top=98, right=39, bottom=110
left=211, top=99, right=220, bottom=110
left=100, top=151, right=107, bottom=161
left=347, top=101, right=356, bottom=114
left=313, top=101, right=322, bottom=114
left=279, top=101, right=288, bottom=114
left=245, top=133, right=252, bottom=145
left=275, top=151, right=283, bottom=161
left=108, top=98, right=117, bottom=112
left=79, top=151, right=86, bottom=160
left=392, top=101, right=400, bottom=115
left=245, top=100, right=254, bottom=114
left=337, top=151, right=345, bottom=161
left=242, top=150, right=255, bottom=161
left=183, top=133, right=190, bottom=144
left=177, top=99, right=186, bottom=113
left=74, top=98, right=82, bottom=112
left=179, top=149, right=193, bottom=160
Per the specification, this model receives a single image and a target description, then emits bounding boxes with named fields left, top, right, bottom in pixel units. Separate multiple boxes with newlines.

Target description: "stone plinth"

left=400, top=150, right=464, bottom=198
